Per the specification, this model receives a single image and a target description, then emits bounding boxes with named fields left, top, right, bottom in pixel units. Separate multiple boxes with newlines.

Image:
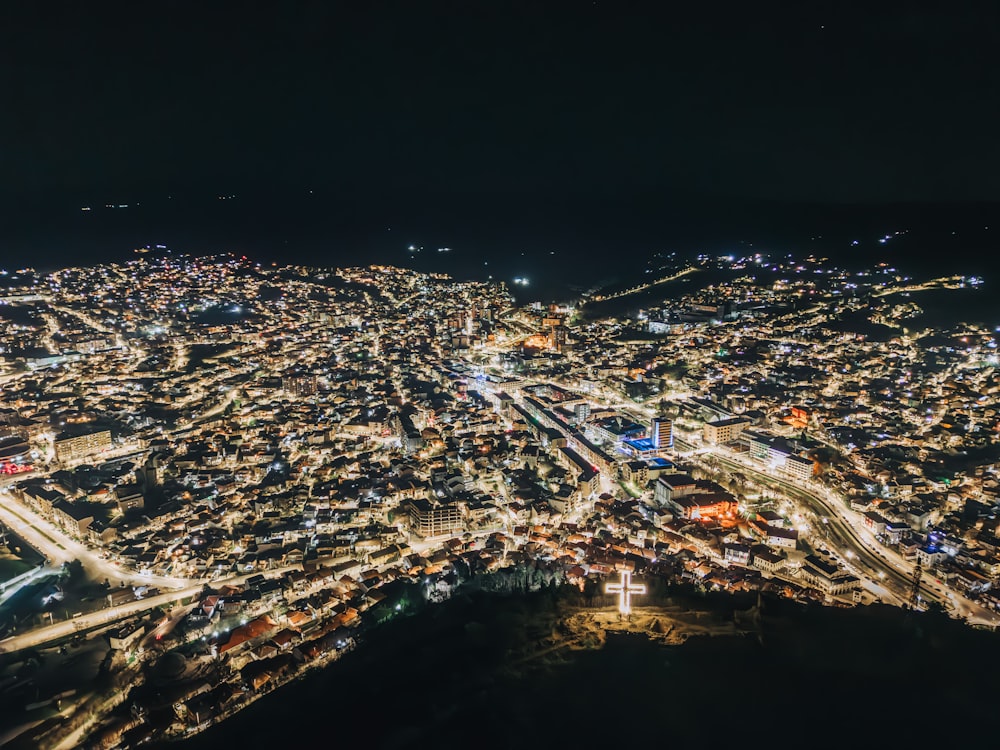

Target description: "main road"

left=0, top=564, right=305, bottom=654
left=588, top=265, right=698, bottom=303
left=0, top=482, right=192, bottom=591
left=710, top=451, right=914, bottom=598
left=683, top=442, right=999, bottom=626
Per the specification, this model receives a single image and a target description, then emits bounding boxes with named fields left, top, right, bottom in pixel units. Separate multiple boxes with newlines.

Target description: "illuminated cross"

left=605, top=569, right=646, bottom=616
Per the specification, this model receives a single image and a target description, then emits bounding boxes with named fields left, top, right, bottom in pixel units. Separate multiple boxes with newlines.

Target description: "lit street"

left=0, top=481, right=192, bottom=591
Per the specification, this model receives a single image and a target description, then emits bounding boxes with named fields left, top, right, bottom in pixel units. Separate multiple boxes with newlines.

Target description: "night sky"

left=3, top=1, right=999, bottom=208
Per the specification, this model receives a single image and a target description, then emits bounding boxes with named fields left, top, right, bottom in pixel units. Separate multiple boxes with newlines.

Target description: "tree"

left=63, top=559, right=85, bottom=584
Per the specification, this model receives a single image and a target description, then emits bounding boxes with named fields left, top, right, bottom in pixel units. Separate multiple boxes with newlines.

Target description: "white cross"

left=605, top=569, right=646, bottom=616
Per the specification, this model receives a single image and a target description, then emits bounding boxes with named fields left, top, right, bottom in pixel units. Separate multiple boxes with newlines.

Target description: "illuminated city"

left=4, top=2, right=1000, bottom=748
left=0, top=247, right=998, bottom=745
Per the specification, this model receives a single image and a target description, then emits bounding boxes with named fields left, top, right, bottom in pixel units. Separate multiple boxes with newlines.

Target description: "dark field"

left=171, top=589, right=1000, bottom=750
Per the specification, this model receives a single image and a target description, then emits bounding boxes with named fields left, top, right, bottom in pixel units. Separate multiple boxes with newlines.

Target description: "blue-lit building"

left=590, top=415, right=646, bottom=446
left=622, top=437, right=657, bottom=457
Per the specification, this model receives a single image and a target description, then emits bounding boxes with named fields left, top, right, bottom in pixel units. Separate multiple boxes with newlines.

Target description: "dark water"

left=169, top=591, right=1000, bottom=750
left=3, top=191, right=1000, bottom=304
left=885, top=284, right=1000, bottom=329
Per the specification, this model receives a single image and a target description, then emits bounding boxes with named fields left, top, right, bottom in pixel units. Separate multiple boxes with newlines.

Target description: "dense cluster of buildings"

left=0, top=255, right=996, bottom=600
left=1, top=251, right=999, bottom=744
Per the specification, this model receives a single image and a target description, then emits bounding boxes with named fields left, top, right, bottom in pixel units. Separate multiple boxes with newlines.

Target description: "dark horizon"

left=4, top=2, right=999, bottom=280
left=3, top=188, right=999, bottom=276
left=3, top=1, right=1000, bottom=212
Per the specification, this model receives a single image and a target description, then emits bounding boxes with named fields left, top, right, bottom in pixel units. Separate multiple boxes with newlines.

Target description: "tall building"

left=703, top=417, right=750, bottom=445
left=54, top=429, right=112, bottom=464
left=407, top=498, right=464, bottom=538
left=282, top=373, right=318, bottom=398
left=137, top=453, right=167, bottom=489
left=651, top=417, right=672, bottom=450
left=552, top=325, right=568, bottom=351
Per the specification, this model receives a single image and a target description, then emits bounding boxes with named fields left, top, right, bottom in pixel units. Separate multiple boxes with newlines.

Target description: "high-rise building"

left=137, top=453, right=167, bottom=489
left=651, top=417, right=673, bottom=450
left=283, top=373, right=318, bottom=398
left=552, top=325, right=568, bottom=351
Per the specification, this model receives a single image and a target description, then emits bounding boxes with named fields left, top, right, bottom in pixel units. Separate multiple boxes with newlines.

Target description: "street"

left=0, top=482, right=192, bottom=591
left=677, top=438, right=1000, bottom=627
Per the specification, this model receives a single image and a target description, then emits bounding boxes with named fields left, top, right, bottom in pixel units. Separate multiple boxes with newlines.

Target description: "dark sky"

left=2, top=1, right=999, bottom=205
